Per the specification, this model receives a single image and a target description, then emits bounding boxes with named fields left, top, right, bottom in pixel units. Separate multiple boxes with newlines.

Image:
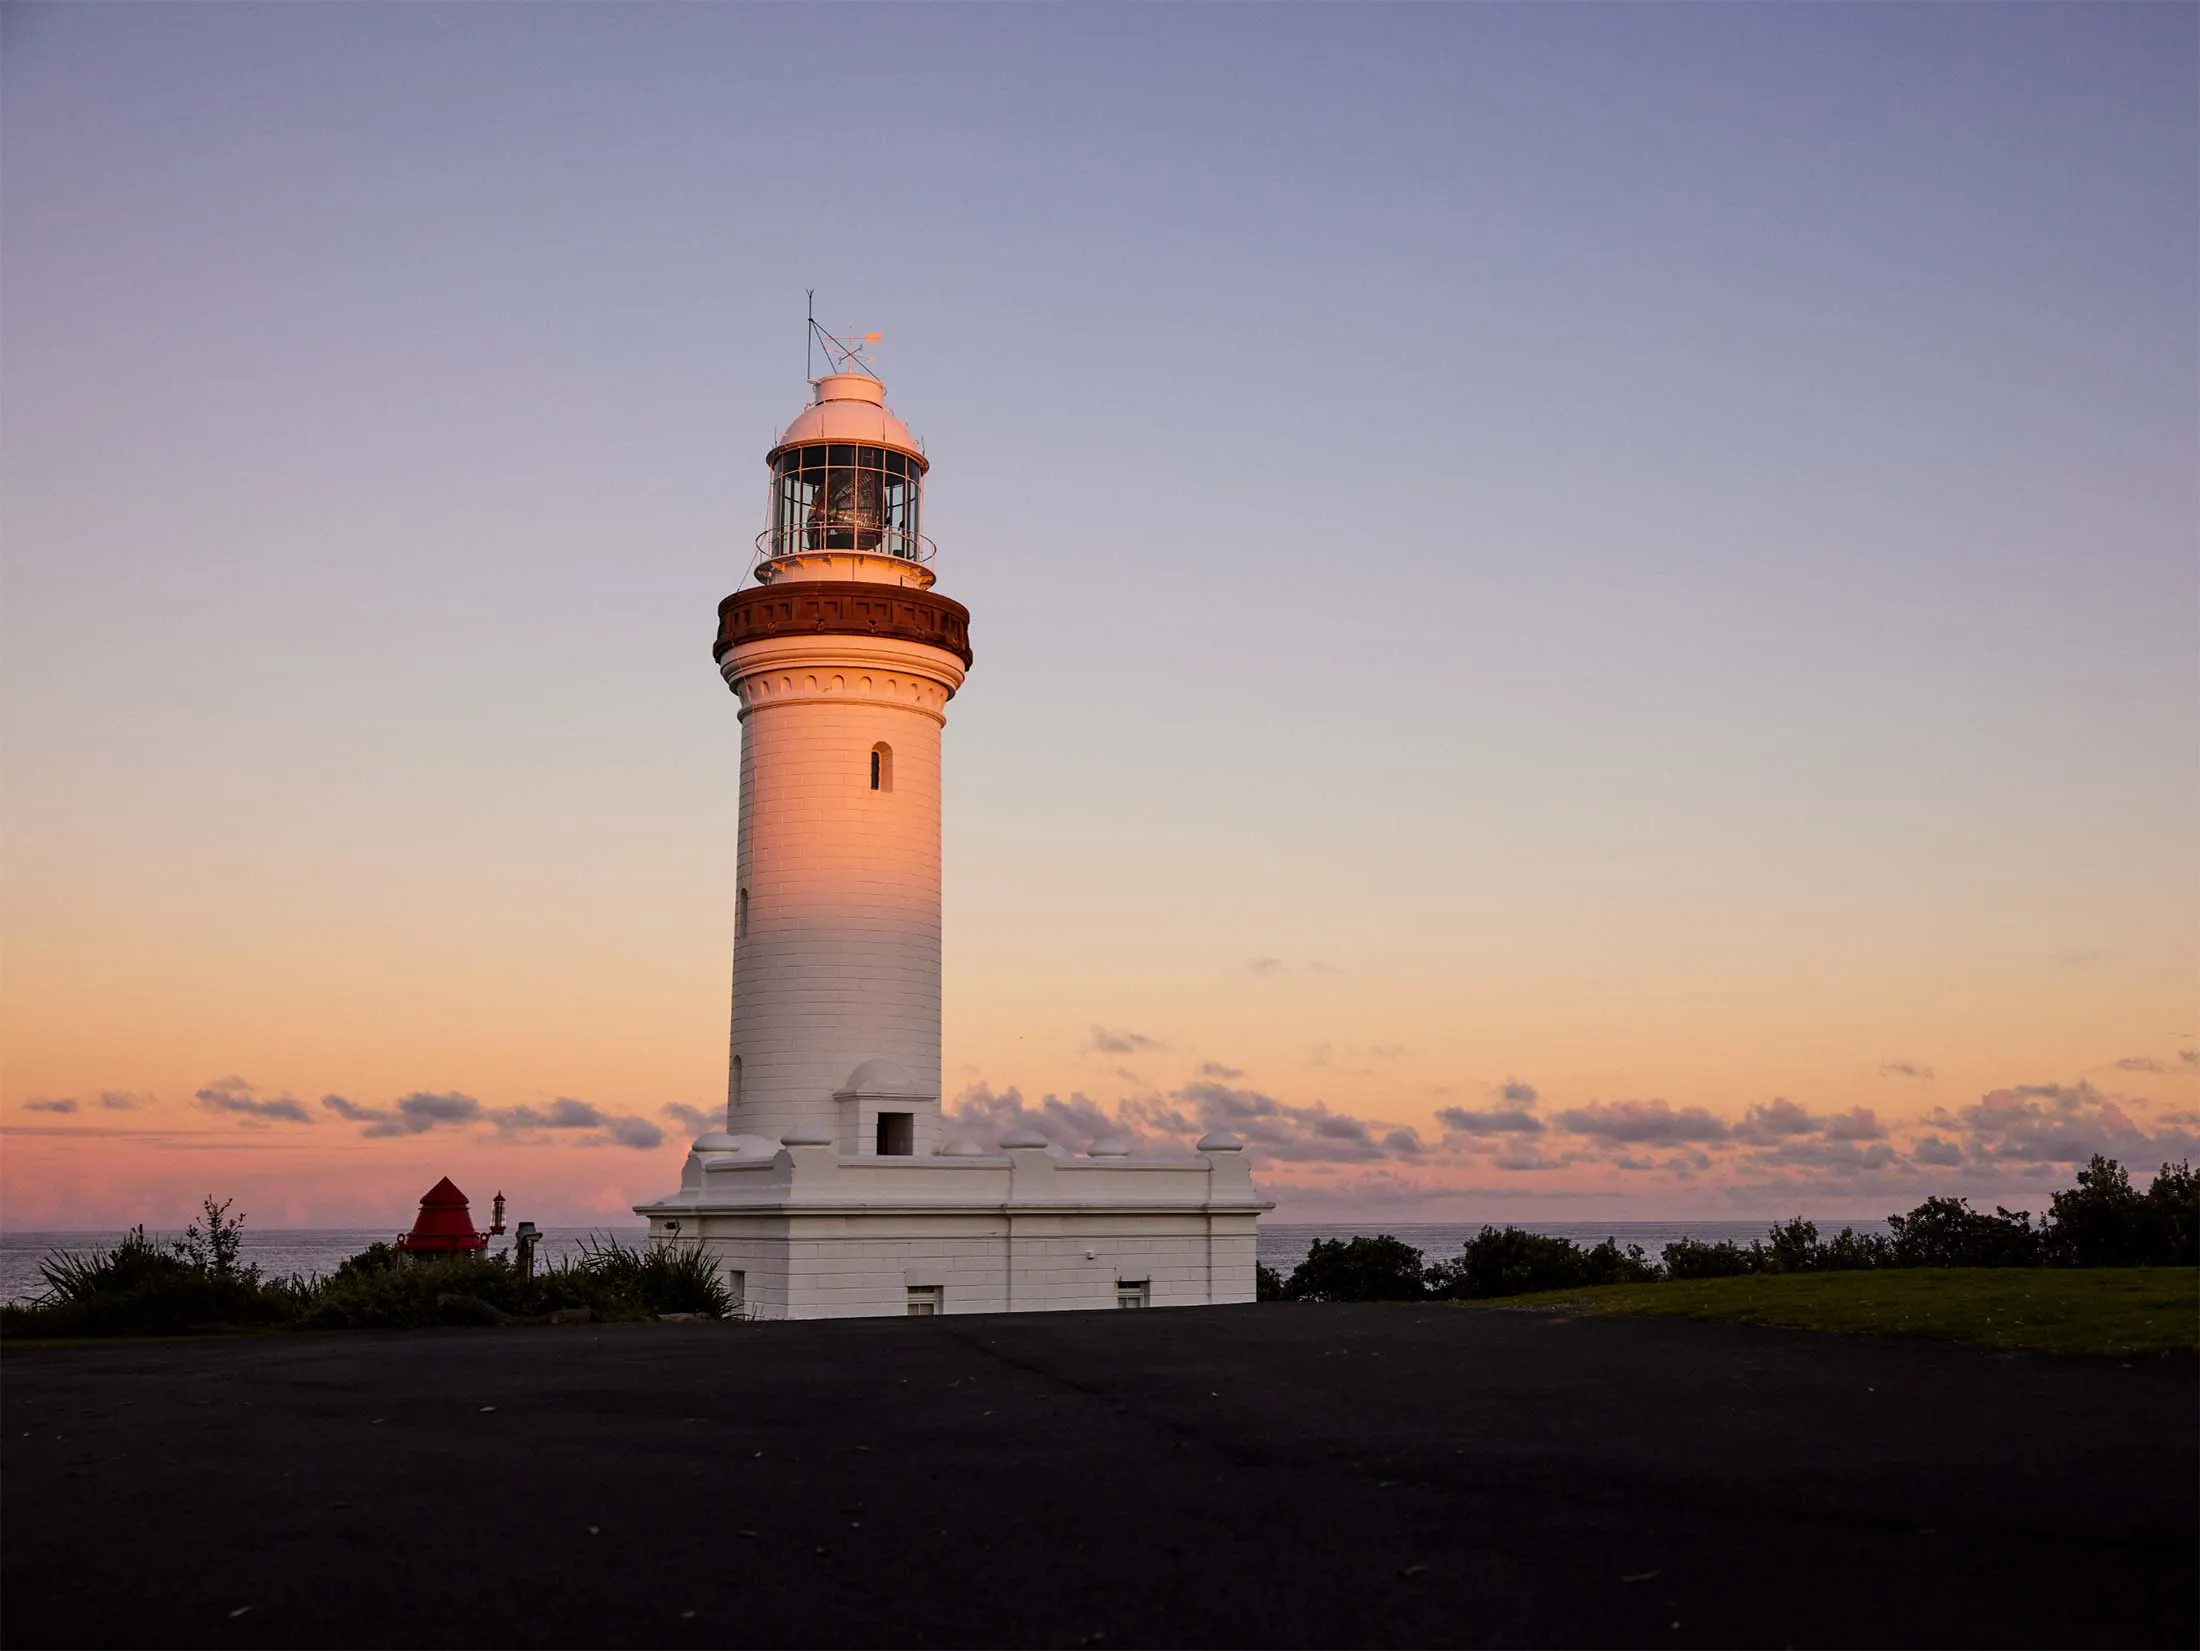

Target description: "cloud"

left=1732, top=1098, right=1818, bottom=1141
left=944, top=1076, right=1437, bottom=1169
left=1554, top=1099, right=1729, bottom=1144
left=320, top=1088, right=662, bottom=1149
left=1197, top=1061, right=1244, bottom=1080
left=944, top=1083, right=1166, bottom=1154
left=330, top=1090, right=485, bottom=1137
left=195, top=1077, right=312, bottom=1124
left=602, top=1114, right=667, bottom=1150
left=1822, top=1107, right=1886, bottom=1141
left=494, top=1097, right=608, bottom=1132
left=1912, top=1137, right=1963, bottom=1166
left=1246, top=957, right=1284, bottom=976
left=1491, top=1146, right=1579, bottom=1172
left=490, top=1096, right=664, bottom=1149
left=1157, top=1080, right=1416, bottom=1164
left=1306, top=960, right=1345, bottom=977
left=659, top=1102, right=718, bottom=1133
left=1497, top=1079, right=1539, bottom=1105
left=1434, top=1106, right=1544, bottom=1137
left=24, top=1098, right=78, bottom=1114
left=2181, top=1050, right=2199, bottom=1071
left=2052, top=948, right=2113, bottom=970
left=1089, top=1026, right=1164, bottom=1055
left=1878, top=1061, right=1934, bottom=1081
left=99, top=1090, right=153, bottom=1110
left=1930, top=1079, right=2200, bottom=1167
left=324, top=1090, right=482, bottom=1137
left=2114, top=1056, right=2166, bottom=1074
left=1731, top=1099, right=1887, bottom=1145
left=1748, top=1138, right=1900, bottom=1172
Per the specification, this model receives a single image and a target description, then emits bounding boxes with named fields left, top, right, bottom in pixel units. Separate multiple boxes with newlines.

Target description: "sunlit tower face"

left=711, top=334, right=971, bottom=1153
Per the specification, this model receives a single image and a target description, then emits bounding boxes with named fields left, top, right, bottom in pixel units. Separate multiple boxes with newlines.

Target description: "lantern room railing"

left=753, top=525, right=936, bottom=572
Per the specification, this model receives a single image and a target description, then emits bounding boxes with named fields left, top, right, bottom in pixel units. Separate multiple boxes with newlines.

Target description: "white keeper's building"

left=636, top=348, right=1268, bottom=1318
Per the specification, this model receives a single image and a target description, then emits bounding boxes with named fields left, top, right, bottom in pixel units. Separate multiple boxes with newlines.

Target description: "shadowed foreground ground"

left=3, top=1305, right=2192, bottom=1649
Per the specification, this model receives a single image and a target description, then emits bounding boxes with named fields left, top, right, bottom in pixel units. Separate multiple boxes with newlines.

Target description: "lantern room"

left=758, top=371, right=930, bottom=572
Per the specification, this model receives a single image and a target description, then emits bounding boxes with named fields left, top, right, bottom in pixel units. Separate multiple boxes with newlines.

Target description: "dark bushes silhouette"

left=10, top=1200, right=306, bottom=1337
left=1263, top=1158, right=2198, bottom=1303
left=2046, top=1156, right=2198, bottom=1267
left=1886, top=1197, right=2041, bottom=1267
left=1661, top=1237, right=1766, bottom=1280
left=1282, top=1235, right=1427, bottom=1301
left=1428, top=1228, right=1657, bottom=1299
left=4, top=1205, right=736, bottom=1338
left=301, top=1235, right=735, bottom=1328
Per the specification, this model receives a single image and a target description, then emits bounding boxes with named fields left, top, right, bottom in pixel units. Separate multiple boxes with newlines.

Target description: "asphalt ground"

left=2, top=1305, right=2192, bottom=1650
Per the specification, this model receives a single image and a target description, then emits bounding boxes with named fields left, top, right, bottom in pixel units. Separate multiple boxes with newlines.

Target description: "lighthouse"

left=718, top=356, right=966, bottom=1157
left=638, top=330, right=1267, bottom=1319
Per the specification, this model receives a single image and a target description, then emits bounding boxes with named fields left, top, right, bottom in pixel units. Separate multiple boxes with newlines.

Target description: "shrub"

left=1759, top=1218, right=1892, bottom=1273
left=2143, top=1161, right=2199, bottom=1266
left=1662, top=1238, right=1767, bottom=1280
left=1886, top=1196, right=2041, bottom=1268
left=174, top=1196, right=252, bottom=1280
left=1577, top=1236, right=1663, bottom=1286
left=301, top=1250, right=550, bottom=1329
left=1427, top=1227, right=1659, bottom=1299
left=1283, top=1235, right=1427, bottom=1302
left=2, top=1203, right=303, bottom=1339
left=546, top=1236, right=737, bottom=1319
left=327, top=1240, right=404, bottom=1283
left=1820, top=1225, right=1893, bottom=1270
left=1255, top=1263, right=1288, bottom=1302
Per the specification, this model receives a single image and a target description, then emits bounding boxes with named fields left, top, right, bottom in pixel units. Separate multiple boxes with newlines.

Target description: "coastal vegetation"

left=2, top=1198, right=735, bottom=1340
left=1487, top=1267, right=2199, bottom=1357
left=1260, top=1155, right=2199, bottom=1330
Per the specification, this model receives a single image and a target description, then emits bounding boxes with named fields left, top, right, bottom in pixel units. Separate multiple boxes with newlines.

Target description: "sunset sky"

left=4, top=4, right=2194, bottom=1230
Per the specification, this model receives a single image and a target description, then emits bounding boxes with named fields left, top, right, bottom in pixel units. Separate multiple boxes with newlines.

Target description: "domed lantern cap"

left=766, top=373, right=927, bottom=471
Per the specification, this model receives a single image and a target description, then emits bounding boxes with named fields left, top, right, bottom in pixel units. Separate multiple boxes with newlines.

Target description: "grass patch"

left=1481, top=1267, right=2198, bottom=1356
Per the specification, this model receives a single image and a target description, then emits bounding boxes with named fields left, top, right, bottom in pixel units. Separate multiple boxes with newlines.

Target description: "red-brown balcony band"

left=715, top=582, right=974, bottom=669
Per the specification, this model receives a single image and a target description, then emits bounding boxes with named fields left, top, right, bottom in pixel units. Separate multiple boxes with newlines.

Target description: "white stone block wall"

left=722, top=635, right=965, bottom=1144
left=640, top=1149, right=1267, bottom=1320
left=665, top=1212, right=1262, bottom=1320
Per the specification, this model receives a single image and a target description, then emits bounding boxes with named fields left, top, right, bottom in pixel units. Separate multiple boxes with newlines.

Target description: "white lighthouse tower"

left=637, top=330, right=1268, bottom=1319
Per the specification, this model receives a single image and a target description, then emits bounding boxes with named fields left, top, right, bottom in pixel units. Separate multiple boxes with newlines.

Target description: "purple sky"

left=4, top=4, right=2194, bottom=1225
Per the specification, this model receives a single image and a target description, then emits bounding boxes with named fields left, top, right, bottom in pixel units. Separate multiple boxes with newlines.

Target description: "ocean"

left=2, top=1218, right=1894, bottom=1306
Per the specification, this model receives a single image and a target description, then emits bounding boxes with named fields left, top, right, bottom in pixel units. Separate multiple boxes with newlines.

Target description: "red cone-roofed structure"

left=396, top=1176, right=489, bottom=1257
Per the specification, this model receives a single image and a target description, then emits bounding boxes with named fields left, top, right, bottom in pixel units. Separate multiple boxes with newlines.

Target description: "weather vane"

left=805, top=289, right=881, bottom=381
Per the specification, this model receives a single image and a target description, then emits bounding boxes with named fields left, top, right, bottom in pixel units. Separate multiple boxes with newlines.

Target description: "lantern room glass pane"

left=767, top=444, right=924, bottom=561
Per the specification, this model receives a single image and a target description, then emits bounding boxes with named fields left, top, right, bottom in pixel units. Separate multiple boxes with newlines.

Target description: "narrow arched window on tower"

left=735, top=887, right=749, bottom=939
left=870, top=742, right=893, bottom=793
left=730, top=1055, right=743, bottom=1111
